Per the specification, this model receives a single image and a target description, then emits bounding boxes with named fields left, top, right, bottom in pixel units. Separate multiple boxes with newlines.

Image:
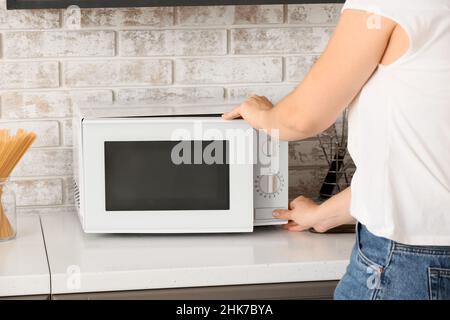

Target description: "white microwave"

left=73, top=105, right=288, bottom=233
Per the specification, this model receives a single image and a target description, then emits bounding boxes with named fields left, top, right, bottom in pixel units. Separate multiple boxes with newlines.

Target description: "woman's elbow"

left=284, top=118, right=324, bottom=141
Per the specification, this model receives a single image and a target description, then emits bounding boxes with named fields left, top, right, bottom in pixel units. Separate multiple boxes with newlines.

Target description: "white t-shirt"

left=343, top=0, right=450, bottom=245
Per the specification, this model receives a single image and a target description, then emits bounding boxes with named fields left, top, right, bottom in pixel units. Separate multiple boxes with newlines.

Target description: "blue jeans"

left=334, top=223, right=450, bottom=300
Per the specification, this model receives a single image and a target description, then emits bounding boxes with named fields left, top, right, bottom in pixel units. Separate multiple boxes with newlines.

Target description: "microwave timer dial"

left=255, top=173, right=285, bottom=198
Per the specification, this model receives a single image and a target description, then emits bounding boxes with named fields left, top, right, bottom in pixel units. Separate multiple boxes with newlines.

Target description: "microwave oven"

left=73, top=105, right=288, bottom=233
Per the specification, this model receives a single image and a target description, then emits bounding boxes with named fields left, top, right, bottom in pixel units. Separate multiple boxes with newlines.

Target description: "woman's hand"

left=222, top=95, right=273, bottom=130
left=273, top=196, right=327, bottom=233
left=273, top=188, right=355, bottom=233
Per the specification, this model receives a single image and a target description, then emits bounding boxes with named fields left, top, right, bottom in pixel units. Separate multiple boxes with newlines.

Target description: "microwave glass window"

left=104, top=141, right=230, bottom=211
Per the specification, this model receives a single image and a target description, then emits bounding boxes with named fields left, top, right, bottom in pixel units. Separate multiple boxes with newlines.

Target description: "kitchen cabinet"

left=52, top=281, right=339, bottom=300
left=41, top=211, right=353, bottom=299
left=0, top=215, right=50, bottom=299
left=7, top=0, right=345, bottom=10
left=1, top=212, right=352, bottom=300
left=0, top=295, right=50, bottom=300
left=3, top=281, right=337, bottom=300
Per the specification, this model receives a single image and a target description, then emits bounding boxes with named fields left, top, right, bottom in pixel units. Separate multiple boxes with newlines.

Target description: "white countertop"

left=0, top=215, right=50, bottom=297
left=41, top=211, right=355, bottom=295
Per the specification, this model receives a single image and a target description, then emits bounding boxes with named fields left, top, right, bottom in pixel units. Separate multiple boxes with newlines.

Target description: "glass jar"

left=0, top=178, right=16, bottom=241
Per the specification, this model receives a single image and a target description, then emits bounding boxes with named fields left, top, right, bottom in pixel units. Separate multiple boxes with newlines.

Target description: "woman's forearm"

left=313, top=187, right=355, bottom=232
left=257, top=53, right=345, bottom=142
left=258, top=10, right=396, bottom=142
left=260, top=90, right=316, bottom=141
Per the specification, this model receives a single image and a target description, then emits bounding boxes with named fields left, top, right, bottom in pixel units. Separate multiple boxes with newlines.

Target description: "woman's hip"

left=334, top=223, right=450, bottom=300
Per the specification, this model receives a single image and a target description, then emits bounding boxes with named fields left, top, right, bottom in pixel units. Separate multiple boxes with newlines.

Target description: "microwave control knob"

left=261, top=136, right=279, bottom=157
left=259, top=174, right=281, bottom=194
left=261, top=139, right=271, bottom=156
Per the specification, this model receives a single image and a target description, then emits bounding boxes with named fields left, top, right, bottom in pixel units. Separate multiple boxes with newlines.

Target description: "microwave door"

left=80, top=117, right=254, bottom=233
left=104, top=141, right=230, bottom=212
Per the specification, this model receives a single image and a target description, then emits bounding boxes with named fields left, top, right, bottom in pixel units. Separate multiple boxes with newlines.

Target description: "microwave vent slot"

left=73, top=179, right=80, bottom=209
left=112, top=113, right=223, bottom=119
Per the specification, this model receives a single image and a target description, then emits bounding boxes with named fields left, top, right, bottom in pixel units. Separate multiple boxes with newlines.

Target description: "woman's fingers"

left=281, top=221, right=305, bottom=232
left=222, top=106, right=242, bottom=120
left=282, top=221, right=298, bottom=229
left=284, top=222, right=310, bottom=232
left=286, top=225, right=304, bottom=232
left=272, top=209, right=291, bottom=220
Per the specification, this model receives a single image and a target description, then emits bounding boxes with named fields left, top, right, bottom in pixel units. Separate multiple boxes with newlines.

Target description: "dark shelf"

left=7, top=0, right=345, bottom=10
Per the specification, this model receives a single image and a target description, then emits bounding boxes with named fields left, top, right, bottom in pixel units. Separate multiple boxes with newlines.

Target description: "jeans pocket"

left=356, top=223, right=386, bottom=270
left=334, top=243, right=381, bottom=300
left=429, top=268, right=450, bottom=300
left=355, top=250, right=384, bottom=292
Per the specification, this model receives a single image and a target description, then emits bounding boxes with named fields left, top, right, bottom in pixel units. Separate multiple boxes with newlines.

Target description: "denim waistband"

left=358, top=223, right=450, bottom=263
left=394, top=243, right=450, bottom=255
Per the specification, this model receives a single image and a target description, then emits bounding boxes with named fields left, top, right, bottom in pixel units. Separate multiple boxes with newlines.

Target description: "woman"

left=223, top=0, right=450, bottom=300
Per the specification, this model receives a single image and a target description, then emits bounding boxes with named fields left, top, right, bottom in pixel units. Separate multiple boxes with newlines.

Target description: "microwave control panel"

left=255, top=173, right=286, bottom=198
left=254, top=131, right=289, bottom=226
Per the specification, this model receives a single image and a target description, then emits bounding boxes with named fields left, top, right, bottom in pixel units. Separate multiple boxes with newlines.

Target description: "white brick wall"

left=117, top=87, right=225, bottom=104
left=119, top=30, right=227, bottom=56
left=175, top=57, right=283, bottom=84
left=1, top=90, right=113, bottom=118
left=63, top=59, right=173, bottom=87
left=0, top=2, right=344, bottom=212
left=176, top=5, right=284, bottom=25
left=12, top=149, right=73, bottom=177
left=0, top=3, right=59, bottom=29
left=79, top=7, right=174, bottom=27
left=231, top=27, right=333, bottom=54
left=285, top=56, right=319, bottom=81
left=0, top=61, right=59, bottom=89
left=4, top=30, right=116, bottom=58
left=0, top=120, right=60, bottom=147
